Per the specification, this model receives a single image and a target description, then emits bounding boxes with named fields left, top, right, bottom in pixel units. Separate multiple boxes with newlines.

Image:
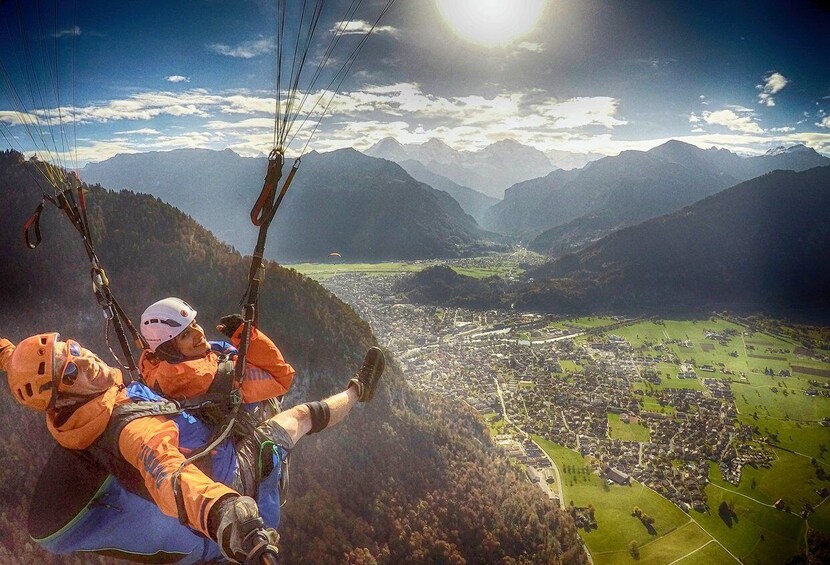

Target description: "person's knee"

left=303, top=401, right=330, bottom=435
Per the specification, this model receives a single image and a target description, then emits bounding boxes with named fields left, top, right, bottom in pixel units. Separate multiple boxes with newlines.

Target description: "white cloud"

left=208, top=37, right=273, bottom=58
left=538, top=97, right=627, bottom=129
left=53, top=26, right=81, bottom=38
left=0, top=110, right=40, bottom=126
left=756, top=71, right=788, bottom=107
left=689, top=114, right=701, bottom=123
left=332, top=20, right=398, bottom=36
left=114, top=128, right=161, bottom=135
left=328, top=83, right=626, bottom=132
left=165, top=75, right=190, bottom=83
left=68, top=91, right=224, bottom=122
left=516, top=42, right=544, bottom=53
left=700, top=109, right=764, bottom=134
left=770, top=126, right=795, bottom=133
left=204, top=118, right=276, bottom=131
left=817, top=116, right=830, bottom=129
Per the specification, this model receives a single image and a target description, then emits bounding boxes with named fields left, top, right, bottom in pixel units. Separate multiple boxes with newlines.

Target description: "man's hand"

left=216, top=314, right=245, bottom=339
left=213, top=495, right=279, bottom=563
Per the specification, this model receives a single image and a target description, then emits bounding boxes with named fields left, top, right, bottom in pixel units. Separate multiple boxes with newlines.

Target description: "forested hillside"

left=0, top=150, right=583, bottom=564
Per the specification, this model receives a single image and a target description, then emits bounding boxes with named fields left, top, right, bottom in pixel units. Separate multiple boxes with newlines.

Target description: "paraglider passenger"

left=0, top=333, right=385, bottom=563
left=139, top=297, right=294, bottom=404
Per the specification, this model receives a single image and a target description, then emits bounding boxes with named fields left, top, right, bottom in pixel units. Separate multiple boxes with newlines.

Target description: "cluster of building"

left=322, top=272, right=776, bottom=516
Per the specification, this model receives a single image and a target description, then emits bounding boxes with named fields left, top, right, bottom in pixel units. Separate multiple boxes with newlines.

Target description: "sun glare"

left=435, top=0, right=546, bottom=47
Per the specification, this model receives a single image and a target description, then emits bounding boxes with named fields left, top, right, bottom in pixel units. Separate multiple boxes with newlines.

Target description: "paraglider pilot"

left=0, top=327, right=385, bottom=563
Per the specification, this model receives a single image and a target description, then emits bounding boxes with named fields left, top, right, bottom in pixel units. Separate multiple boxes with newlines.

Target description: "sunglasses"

left=58, top=341, right=83, bottom=388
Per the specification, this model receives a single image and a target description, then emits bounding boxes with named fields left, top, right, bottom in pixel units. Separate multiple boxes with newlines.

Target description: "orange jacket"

left=0, top=338, right=235, bottom=539
left=139, top=326, right=294, bottom=403
left=46, top=381, right=235, bottom=537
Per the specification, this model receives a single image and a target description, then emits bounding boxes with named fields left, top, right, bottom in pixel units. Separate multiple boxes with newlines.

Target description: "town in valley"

left=294, top=258, right=830, bottom=564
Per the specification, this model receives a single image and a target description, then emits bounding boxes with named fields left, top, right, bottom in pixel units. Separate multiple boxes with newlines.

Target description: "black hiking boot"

left=349, top=346, right=385, bottom=403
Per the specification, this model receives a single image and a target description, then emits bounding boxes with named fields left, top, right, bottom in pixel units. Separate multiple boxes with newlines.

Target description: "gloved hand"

left=216, top=314, right=245, bottom=338
left=213, top=495, right=279, bottom=563
left=0, top=338, right=15, bottom=371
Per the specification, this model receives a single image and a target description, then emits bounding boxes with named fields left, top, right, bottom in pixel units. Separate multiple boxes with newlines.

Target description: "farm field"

left=287, top=261, right=426, bottom=279
left=532, top=438, right=723, bottom=563
left=608, top=413, right=651, bottom=442
left=289, top=257, right=529, bottom=281
left=606, top=318, right=830, bottom=460
left=591, top=317, right=830, bottom=563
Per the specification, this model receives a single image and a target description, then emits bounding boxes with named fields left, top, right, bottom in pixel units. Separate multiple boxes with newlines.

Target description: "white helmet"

left=140, top=297, right=197, bottom=351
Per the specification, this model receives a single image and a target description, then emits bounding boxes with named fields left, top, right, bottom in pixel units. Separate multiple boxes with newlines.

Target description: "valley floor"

left=291, top=258, right=830, bottom=565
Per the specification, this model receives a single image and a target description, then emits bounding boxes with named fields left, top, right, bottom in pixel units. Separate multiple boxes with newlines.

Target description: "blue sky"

left=1, top=0, right=828, bottom=165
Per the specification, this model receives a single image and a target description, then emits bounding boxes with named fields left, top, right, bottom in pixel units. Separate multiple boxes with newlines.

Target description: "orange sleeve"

left=140, top=350, right=215, bottom=399
left=118, top=416, right=237, bottom=537
left=231, top=327, right=295, bottom=403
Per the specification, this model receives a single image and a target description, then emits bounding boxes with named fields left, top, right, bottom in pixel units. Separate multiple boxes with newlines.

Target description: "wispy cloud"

left=756, top=71, right=788, bottom=107
left=691, top=109, right=764, bottom=134
left=331, top=20, right=398, bottom=36
left=208, top=37, right=273, bottom=58
left=165, top=75, right=190, bottom=83
left=67, top=90, right=229, bottom=122
left=329, top=83, right=626, bottom=131
left=53, top=26, right=81, bottom=38
left=0, top=110, right=40, bottom=126
left=114, top=128, right=161, bottom=135
left=818, top=116, right=830, bottom=129
left=537, top=97, right=627, bottom=129
left=516, top=42, right=544, bottom=53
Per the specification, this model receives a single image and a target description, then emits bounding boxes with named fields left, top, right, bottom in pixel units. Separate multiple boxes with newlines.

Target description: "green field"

left=604, top=317, right=830, bottom=459
left=287, top=260, right=523, bottom=281
left=597, top=522, right=733, bottom=565
left=693, top=483, right=805, bottom=564
left=501, top=315, right=828, bottom=562
left=608, top=413, right=651, bottom=442
left=565, top=316, right=625, bottom=330
left=286, top=261, right=426, bottom=280
left=809, top=500, right=830, bottom=532
left=532, top=437, right=715, bottom=562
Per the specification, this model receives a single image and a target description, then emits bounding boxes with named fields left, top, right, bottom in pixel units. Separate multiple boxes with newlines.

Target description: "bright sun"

left=435, top=0, right=546, bottom=47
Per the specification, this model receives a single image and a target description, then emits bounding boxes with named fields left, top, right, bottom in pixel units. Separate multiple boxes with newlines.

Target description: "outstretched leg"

left=271, top=347, right=385, bottom=445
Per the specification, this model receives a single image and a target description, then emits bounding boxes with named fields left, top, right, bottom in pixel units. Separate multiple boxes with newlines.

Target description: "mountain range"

left=364, top=136, right=595, bottom=198
left=400, top=166, right=830, bottom=320
left=519, top=166, right=830, bottom=318
left=396, top=158, right=499, bottom=224
left=484, top=141, right=830, bottom=255
left=82, top=148, right=505, bottom=262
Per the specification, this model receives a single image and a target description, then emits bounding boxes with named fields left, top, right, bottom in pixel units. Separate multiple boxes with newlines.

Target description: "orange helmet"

left=6, top=333, right=59, bottom=411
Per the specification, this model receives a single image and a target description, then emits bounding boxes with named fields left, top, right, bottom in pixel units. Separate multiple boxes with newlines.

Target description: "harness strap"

left=23, top=177, right=143, bottom=379
left=102, top=401, right=185, bottom=448
left=171, top=359, right=241, bottom=524
left=22, top=200, right=45, bottom=249
left=250, top=150, right=283, bottom=227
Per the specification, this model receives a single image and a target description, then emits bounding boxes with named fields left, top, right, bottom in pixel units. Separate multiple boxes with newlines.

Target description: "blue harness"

left=31, top=380, right=286, bottom=563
